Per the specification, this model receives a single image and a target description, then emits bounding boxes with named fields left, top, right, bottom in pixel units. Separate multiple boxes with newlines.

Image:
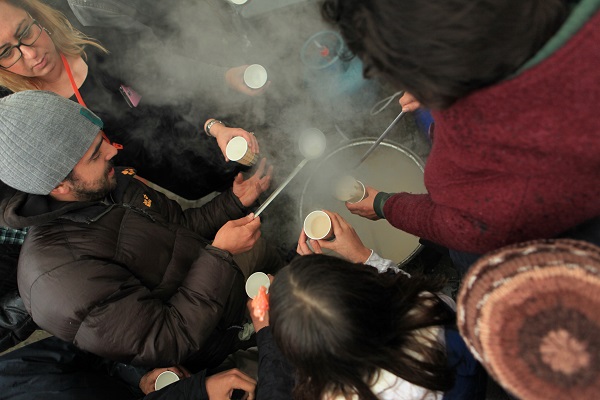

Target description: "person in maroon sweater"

left=322, top=0, right=600, bottom=270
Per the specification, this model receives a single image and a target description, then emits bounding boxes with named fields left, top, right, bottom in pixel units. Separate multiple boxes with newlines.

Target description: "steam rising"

left=67, top=0, right=423, bottom=247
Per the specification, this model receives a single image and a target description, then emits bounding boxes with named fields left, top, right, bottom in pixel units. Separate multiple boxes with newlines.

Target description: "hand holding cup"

left=139, top=366, right=190, bottom=394
left=208, top=122, right=259, bottom=161
left=345, top=186, right=381, bottom=220
left=298, top=210, right=372, bottom=263
left=225, top=65, right=270, bottom=97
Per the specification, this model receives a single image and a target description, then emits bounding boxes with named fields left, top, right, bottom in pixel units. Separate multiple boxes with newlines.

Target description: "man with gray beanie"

left=0, top=90, right=282, bottom=371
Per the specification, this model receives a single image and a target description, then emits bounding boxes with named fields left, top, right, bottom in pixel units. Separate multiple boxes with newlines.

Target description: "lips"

left=33, top=55, right=47, bottom=69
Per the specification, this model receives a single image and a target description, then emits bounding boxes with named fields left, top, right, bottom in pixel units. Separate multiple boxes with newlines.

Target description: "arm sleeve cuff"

left=374, top=192, right=394, bottom=219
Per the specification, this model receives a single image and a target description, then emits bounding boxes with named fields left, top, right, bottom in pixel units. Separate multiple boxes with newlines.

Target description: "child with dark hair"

left=249, top=211, right=486, bottom=400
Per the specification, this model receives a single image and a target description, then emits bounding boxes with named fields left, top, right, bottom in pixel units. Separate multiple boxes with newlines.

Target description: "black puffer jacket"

left=1, top=169, right=250, bottom=368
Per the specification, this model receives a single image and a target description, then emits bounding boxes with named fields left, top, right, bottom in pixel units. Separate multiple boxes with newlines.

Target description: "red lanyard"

left=61, top=54, right=122, bottom=149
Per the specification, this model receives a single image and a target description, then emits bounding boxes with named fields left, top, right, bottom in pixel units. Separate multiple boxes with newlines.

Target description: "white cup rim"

left=246, top=272, right=271, bottom=298
left=303, top=210, right=332, bottom=240
left=347, top=180, right=366, bottom=203
left=243, top=64, right=268, bottom=89
left=226, top=136, right=250, bottom=161
left=155, top=370, right=180, bottom=391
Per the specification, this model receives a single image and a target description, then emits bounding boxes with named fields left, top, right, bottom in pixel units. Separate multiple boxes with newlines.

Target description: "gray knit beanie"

left=0, top=90, right=103, bottom=195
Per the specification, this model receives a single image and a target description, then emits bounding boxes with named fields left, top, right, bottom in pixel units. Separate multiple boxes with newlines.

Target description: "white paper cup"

left=303, top=210, right=334, bottom=240
left=243, top=64, right=268, bottom=89
left=226, top=136, right=258, bottom=166
left=155, top=370, right=180, bottom=391
left=246, top=272, right=271, bottom=299
left=333, top=175, right=367, bottom=203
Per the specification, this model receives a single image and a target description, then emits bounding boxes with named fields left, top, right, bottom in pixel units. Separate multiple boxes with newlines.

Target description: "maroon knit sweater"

left=383, top=11, right=600, bottom=254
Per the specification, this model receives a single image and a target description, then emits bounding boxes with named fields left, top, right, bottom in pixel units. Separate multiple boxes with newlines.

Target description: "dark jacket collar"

left=0, top=167, right=136, bottom=229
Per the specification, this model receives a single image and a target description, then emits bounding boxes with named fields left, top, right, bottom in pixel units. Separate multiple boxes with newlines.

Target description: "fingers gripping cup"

left=226, top=136, right=259, bottom=166
left=155, top=371, right=180, bottom=391
left=303, top=210, right=334, bottom=240
left=334, top=175, right=367, bottom=203
left=243, top=64, right=268, bottom=89
left=246, top=272, right=271, bottom=298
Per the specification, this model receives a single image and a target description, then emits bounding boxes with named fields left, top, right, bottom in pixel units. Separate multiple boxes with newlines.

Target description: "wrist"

left=204, top=119, right=225, bottom=137
left=351, top=247, right=372, bottom=264
left=373, top=192, right=393, bottom=219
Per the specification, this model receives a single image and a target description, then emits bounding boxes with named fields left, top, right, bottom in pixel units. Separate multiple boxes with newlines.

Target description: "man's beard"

left=68, top=162, right=118, bottom=202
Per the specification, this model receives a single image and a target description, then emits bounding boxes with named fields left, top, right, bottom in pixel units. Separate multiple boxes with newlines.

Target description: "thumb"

left=234, top=172, right=244, bottom=184
left=245, top=214, right=261, bottom=230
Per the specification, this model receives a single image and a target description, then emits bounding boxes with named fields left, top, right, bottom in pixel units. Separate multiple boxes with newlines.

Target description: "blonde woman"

left=0, top=0, right=258, bottom=199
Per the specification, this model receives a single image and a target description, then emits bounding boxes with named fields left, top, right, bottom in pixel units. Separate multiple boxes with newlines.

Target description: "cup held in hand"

left=334, top=175, right=367, bottom=203
left=243, top=64, right=268, bottom=89
left=246, top=272, right=271, bottom=298
left=303, top=210, right=334, bottom=240
left=155, top=370, right=180, bottom=391
left=226, top=136, right=258, bottom=166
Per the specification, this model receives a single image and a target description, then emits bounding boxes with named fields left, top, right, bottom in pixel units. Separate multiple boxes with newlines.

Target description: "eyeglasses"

left=0, top=17, right=44, bottom=69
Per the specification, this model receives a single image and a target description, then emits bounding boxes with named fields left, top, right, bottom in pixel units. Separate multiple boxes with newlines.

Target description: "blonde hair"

left=0, top=0, right=107, bottom=92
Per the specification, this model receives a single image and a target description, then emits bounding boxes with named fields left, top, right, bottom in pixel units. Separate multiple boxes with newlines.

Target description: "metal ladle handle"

left=254, top=158, right=309, bottom=217
left=353, top=110, right=406, bottom=169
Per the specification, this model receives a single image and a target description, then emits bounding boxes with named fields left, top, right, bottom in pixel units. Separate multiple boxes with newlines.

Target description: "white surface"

left=303, top=210, right=332, bottom=240
left=243, top=64, right=268, bottom=89
left=246, top=272, right=271, bottom=298
left=155, top=371, right=180, bottom=390
left=226, top=136, right=249, bottom=161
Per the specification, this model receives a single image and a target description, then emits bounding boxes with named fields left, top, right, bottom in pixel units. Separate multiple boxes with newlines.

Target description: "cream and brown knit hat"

left=457, top=239, right=600, bottom=399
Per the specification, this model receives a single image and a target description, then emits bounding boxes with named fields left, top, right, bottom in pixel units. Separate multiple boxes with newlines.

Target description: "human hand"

left=345, top=186, right=381, bottom=220
left=139, top=366, right=190, bottom=395
left=206, top=368, right=257, bottom=400
left=296, top=211, right=371, bottom=263
left=225, top=65, right=271, bottom=97
left=213, top=214, right=261, bottom=255
left=399, top=92, right=421, bottom=112
left=207, top=122, right=259, bottom=161
left=232, top=158, right=273, bottom=206
left=246, top=275, right=273, bottom=332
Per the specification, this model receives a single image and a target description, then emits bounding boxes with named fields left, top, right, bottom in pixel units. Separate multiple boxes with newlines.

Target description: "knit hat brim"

left=0, top=91, right=103, bottom=195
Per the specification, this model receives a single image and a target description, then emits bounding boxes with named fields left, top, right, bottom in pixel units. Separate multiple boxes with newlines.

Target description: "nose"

left=101, top=139, right=118, bottom=160
left=18, top=45, right=38, bottom=60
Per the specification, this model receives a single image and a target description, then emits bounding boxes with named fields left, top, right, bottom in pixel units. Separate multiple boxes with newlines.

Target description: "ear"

left=49, top=180, right=72, bottom=197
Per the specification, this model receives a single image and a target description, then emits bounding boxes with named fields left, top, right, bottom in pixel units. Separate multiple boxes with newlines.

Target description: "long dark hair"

left=321, top=0, right=567, bottom=109
left=269, top=254, right=455, bottom=400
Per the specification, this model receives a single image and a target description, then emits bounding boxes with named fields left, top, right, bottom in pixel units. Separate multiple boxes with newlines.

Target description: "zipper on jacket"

left=119, top=203, right=157, bottom=222
left=86, top=202, right=156, bottom=224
